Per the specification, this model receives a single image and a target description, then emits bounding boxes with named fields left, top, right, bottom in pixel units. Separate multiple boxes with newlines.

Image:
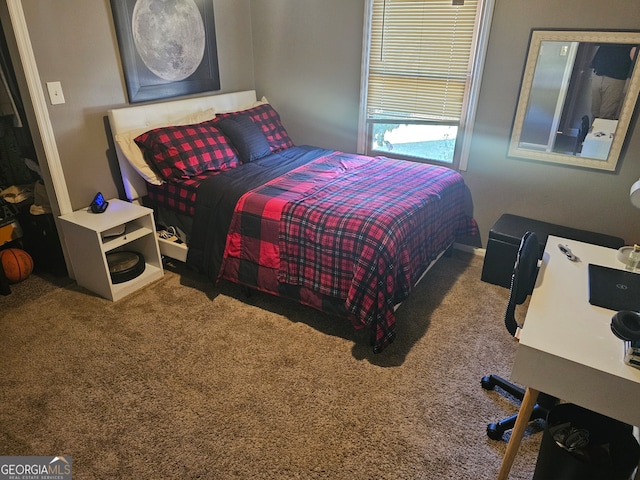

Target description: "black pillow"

left=216, top=114, right=272, bottom=163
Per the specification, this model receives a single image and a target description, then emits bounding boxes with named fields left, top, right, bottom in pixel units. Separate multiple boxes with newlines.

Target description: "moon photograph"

left=111, top=0, right=220, bottom=102
left=132, top=0, right=205, bottom=82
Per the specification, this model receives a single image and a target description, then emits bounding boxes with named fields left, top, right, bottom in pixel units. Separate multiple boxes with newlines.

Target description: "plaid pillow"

left=216, top=103, right=294, bottom=153
left=135, top=122, right=239, bottom=181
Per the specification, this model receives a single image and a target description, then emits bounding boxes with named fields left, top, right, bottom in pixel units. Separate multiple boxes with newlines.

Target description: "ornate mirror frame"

left=508, top=29, right=640, bottom=171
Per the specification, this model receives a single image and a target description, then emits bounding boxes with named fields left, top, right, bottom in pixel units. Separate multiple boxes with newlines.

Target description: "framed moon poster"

left=110, top=0, right=220, bottom=103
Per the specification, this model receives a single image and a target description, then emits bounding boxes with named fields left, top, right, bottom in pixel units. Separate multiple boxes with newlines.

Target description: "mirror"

left=508, top=30, right=640, bottom=171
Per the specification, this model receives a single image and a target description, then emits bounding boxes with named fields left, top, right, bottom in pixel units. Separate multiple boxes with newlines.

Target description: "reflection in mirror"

left=509, top=30, right=640, bottom=171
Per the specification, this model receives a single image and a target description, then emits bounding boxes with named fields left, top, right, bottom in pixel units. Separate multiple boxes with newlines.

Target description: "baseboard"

left=453, top=242, right=486, bottom=258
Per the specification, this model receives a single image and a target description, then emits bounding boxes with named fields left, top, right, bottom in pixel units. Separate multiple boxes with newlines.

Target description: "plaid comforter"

left=219, top=150, right=476, bottom=352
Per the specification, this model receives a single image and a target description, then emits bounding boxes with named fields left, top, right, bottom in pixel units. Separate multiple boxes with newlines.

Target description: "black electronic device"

left=106, top=251, right=145, bottom=284
left=588, top=264, right=640, bottom=312
left=90, top=192, right=109, bottom=213
left=611, top=311, right=640, bottom=368
left=611, top=311, right=640, bottom=342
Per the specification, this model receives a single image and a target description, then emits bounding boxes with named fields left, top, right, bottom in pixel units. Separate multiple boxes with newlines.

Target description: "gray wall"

left=10, top=0, right=640, bottom=247
left=466, top=0, right=640, bottom=246
left=20, top=0, right=254, bottom=209
left=251, top=0, right=640, bottom=246
left=250, top=0, right=365, bottom=154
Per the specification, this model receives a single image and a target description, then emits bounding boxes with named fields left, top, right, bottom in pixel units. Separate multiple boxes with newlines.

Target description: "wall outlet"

left=46, top=81, right=66, bottom=105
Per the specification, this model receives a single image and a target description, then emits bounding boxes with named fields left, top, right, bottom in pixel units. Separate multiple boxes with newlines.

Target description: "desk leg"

left=634, top=427, right=640, bottom=480
left=497, top=387, right=540, bottom=480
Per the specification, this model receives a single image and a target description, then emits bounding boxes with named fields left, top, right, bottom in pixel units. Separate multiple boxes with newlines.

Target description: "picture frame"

left=110, top=0, right=220, bottom=104
left=508, top=29, right=640, bottom=171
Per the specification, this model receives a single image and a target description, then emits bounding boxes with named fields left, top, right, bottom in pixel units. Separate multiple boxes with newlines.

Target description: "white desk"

left=498, top=235, right=640, bottom=479
left=581, top=118, right=618, bottom=160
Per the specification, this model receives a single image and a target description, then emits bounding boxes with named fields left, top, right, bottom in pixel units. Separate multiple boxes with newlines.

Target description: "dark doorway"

left=0, top=19, right=66, bottom=278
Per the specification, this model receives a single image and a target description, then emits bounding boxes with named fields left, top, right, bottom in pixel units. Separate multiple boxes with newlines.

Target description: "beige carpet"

left=1, top=251, right=543, bottom=479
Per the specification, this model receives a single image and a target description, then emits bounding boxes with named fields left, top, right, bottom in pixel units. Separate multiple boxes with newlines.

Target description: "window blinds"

left=367, top=0, right=479, bottom=122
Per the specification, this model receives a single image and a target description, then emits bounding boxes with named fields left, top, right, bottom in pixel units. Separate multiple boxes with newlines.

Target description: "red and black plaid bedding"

left=147, top=173, right=213, bottom=217
left=187, top=146, right=330, bottom=283
left=218, top=150, right=476, bottom=352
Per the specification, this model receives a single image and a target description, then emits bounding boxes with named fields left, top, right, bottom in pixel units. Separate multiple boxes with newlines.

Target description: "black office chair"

left=573, top=114, right=591, bottom=155
left=481, top=231, right=557, bottom=440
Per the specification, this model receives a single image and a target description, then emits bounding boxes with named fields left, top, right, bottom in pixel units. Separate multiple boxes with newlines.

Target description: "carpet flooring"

left=1, top=251, right=544, bottom=479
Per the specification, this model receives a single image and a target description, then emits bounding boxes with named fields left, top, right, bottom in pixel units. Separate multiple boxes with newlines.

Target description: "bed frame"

left=107, top=90, right=258, bottom=261
left=108, top=90, right=467, bottom=351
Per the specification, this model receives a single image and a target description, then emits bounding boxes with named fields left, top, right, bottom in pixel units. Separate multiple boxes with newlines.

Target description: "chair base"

left=481, top=374, right=556, bottom=441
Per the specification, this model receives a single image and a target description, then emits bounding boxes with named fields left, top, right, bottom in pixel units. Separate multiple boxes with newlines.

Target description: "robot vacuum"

left=106, top=251, right=145, bottom=284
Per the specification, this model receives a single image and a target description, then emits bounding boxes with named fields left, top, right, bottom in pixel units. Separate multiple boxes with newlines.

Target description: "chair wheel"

left=481, top=375, right=495, bottom=390
left=487, top=423, right=504, bottom=441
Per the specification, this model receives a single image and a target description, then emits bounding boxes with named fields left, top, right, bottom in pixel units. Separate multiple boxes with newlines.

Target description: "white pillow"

left=215, top=96, right=269, bottom=114
left=114, top=108, right=216, bottom=185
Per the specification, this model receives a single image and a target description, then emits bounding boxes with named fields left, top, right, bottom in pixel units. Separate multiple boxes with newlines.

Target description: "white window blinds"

left=366, top=0, right=480, bottom=122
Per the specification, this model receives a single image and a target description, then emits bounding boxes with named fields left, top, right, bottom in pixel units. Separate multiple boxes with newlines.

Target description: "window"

left=359, top=0, right=494, bottom=170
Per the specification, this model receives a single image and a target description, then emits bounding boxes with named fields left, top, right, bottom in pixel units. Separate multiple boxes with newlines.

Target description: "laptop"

left=588, top=264, right=640, bottom=311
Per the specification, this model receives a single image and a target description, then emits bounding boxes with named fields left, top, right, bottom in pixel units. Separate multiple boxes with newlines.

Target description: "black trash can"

left=533, top=403, right=640, bottom=480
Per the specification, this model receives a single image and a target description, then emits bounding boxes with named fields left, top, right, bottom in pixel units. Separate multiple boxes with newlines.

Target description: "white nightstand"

left=59, top=199, right=163, bottom=301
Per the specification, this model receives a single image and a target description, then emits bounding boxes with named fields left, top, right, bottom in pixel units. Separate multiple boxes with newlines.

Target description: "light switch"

left=46, top=81, right=66, bottom=105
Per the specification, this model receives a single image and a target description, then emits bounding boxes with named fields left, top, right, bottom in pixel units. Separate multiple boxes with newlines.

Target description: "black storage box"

left=16, top=211, right=67, bottom=277
left=481, top=214, right=624, bottom=288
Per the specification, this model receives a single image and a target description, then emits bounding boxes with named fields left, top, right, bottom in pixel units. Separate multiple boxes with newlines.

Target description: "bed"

left=108, top=90, right=477, bottom=352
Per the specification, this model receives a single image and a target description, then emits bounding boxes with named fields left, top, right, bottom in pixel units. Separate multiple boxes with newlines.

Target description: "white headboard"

left=108, top=90, right=258, bottom=202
